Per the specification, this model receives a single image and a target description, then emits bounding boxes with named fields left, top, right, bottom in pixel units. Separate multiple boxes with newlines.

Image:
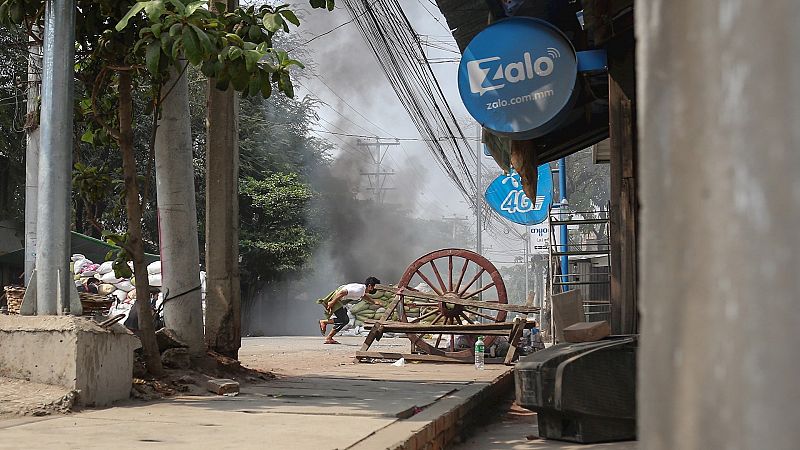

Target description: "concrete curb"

left=349, top=368, right=515, bottom=450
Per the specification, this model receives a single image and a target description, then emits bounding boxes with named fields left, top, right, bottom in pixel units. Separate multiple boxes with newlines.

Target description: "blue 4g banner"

left=484, top=164, right=553, bottom=225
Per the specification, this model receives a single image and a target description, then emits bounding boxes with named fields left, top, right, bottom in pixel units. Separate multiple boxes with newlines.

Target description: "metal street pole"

left=557, top=157, right=569, bottom=291
left=35, top=0, right=75, bottom=314
left=475, top=125, right=482, bottom=291
left=524, top=232, right=530, bottom=305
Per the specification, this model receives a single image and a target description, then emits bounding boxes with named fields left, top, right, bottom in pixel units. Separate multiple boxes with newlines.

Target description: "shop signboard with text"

left=458, top=18, right=579, bottom=139
left=484, top=164, right=552, bottom=225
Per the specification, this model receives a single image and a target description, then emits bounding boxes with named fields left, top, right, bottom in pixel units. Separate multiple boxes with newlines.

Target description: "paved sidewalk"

left=0, top=336, right=511, bottom=450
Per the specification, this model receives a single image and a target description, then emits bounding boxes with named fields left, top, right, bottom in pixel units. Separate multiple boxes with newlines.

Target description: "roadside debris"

left=207, top=378, right=240, bottom=396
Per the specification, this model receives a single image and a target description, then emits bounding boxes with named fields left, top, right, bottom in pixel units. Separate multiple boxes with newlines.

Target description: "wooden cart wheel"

left=395, top=248, right=508, bottom=358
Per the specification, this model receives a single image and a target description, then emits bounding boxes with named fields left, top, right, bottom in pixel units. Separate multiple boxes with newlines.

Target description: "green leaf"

left=225, top=33, right=245, bottom=47
left=144, top=0, right=166, bottom=21
left=284, top=59, right=305, bottom=69
left=248, top=76, right=260, bottom=98
left=280, top=9, right=300, bottom=26
left=278, top=71, right=294, bottom=98
left=115, top=2, right=147, bottom=31
left=182, top=25, right=203, bottom=65
left=80, top=129, right=94, bottom=144
left=161, top=34, right=174, bottom=55
left=185, top=0, right=207, bottom=17
left=189, top=24, right=214, bottom=56
left=213, top=2, right=227, bottom=13
left=262, top=13, right=283, bottom=33
left=146, top=40, right=162, bottom=74
left=327, top=0, right=335, bottom=11
left=231, top=63, right=250, bottom=91
left=152, top=23, right=163, bottom=38
left=166, top=0, right=187, bottom=15
left=248, top=25, right=261, bottom=41
left=229, top=46, right=243, bottom=61
left=172, top=36, right=183, bottom=60
left=169, top=22, right=183, bottom=37
left=244, top=50, right=262, bottom=72
left=260, top=74, right=272, bottom=98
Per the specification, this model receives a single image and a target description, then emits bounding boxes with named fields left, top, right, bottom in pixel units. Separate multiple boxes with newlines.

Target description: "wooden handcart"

left=357, top=248, right=540, bottom=365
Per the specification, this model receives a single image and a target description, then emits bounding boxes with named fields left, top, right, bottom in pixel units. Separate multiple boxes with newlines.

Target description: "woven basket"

left=1, top=286, right=113, bottom=316
left=79, top=292, right=114, bottom=316
left=3, top=285, right=25, bottom=314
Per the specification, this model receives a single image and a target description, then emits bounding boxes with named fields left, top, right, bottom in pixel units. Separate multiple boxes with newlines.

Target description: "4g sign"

left=484, top=164, right=553, bottom=225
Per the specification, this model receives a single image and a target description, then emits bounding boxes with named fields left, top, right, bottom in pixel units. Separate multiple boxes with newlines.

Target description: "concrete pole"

left=35, top=0, right=75, bottom=314
left=155, top=62, right=205, bottom=355
left=24, top=29, right=41, bottom=286
left=637, top=1, right=800, bottom=448
left=205, top=0, right=241, bottom=359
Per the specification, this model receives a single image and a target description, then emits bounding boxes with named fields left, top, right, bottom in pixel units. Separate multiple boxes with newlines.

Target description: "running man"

left=317, top=277, right=381, bottom=344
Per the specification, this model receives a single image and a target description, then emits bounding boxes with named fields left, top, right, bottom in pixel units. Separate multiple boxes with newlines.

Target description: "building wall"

left=637, top=1, right=800, bottom=448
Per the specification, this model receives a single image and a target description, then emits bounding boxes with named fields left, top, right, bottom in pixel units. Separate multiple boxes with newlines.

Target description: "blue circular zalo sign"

left=458, top=18, right=578, bottom=139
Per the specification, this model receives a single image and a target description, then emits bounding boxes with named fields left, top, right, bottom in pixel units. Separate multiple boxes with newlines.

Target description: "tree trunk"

left=118, top=71, right=163, bottom=376
left=154, top=62, right=205, bottom=356
left=204, top=0, right=241, bottom=359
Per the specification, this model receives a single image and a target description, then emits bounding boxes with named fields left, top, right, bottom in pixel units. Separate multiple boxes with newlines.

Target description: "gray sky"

left=290, top=1, right=533, bottom=266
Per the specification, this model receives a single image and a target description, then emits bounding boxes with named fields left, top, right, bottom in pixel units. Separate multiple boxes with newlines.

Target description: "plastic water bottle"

left=475, top=336, right=485, bottom=370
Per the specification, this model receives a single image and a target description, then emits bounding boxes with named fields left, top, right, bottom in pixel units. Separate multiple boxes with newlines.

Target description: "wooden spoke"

left=429, top=260, right=448, bottom=294
left=455, top=258, right=469, bottom=293
left=410, top=308, right=439, bottom=323
left=435, top=331, right=444, bottom=349
left=458, top=268, right=486, bottom=296
left=430, top=313, right=444, bottom=325
left=450, top=331, right=456, bottom=352
left=462, top=281, right=496, bottom=299
left=416, top=269, right=443, bottom=296
left=458, top=312, right=474, bottom=324
left=464, top=308, right=497, bottom=322
left=448, top=256, right=453, bottom=291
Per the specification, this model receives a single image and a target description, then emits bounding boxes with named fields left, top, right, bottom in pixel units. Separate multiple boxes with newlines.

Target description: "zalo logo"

left=458, top=18, right=578, bottom=139
left=467, top=47, right=561, bottom=96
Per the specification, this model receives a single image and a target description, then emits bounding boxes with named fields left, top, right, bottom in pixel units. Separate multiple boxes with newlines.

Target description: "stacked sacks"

left=348, top=284, right=434, bottom=327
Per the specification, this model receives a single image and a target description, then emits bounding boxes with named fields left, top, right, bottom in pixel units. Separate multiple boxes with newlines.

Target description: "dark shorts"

left=332, top=307, right=349, bottom=332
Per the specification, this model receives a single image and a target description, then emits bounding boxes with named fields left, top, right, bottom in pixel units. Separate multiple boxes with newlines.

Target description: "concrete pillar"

left=636, top=1, right=800, bottom=448
left=24, top=29, right=41, bottom=286
left=155, top=63, right=205, bottom=355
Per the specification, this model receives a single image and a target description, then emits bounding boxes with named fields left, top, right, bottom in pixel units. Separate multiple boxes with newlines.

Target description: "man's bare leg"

left=324, top=327, right=340, bottom=344
left=319, top=319, right=332, bottom=335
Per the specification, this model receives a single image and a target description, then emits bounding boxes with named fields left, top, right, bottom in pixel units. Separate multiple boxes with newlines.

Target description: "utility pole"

left=358, top=138, right=398, bottom=203
left=475, top=125, right=483, bottom=291
left=24, top=27, right=41, bottom=286
left=441, top=215, right=469, bottom=242
left=557, top=157, right=569, bottom=290
left=32, top=0, right=75, bottom=314
left=524, top=232, right=530, bottom=306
